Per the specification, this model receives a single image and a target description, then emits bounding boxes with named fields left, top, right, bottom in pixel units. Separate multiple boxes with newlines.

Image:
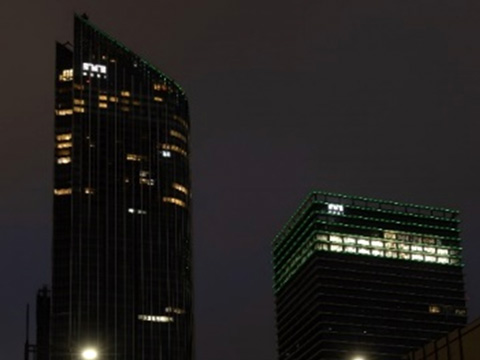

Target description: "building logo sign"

left=327, top=203, right=344, bottom=215
left=82, top=62, right=107, bottom=78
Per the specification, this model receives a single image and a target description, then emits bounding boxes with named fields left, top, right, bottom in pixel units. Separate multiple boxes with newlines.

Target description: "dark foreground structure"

left=49, top=14, right=193, bottom=360
left=273, top=191, right=467, bottom=360
left=406, top=317, right=480, bottom=360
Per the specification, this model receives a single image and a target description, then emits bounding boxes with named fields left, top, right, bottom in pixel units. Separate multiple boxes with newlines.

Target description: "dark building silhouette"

left=273, top=191, right=467, bottom=360
left=36, top=286, right=51, bottom=360
left=52, top=15, right=192, bottom=360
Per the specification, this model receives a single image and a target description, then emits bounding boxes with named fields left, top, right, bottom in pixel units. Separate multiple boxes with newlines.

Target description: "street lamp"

left=352, top=357, right=365, bottom=360
left=81, top=348, right=98, bottom=360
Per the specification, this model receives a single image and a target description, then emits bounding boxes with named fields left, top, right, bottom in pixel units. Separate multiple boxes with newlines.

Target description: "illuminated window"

left=73, top=106, right=85, bottom=113
left=372, top=250, right=384, bottom=257
left=330, top=245, right=342, bottom=252
left=121, top=91, right=131, bottom=97
left=345, top=246, right=356, bottom=253
left=153, top=96, right=163, bottom=102
left=172, top=183, right=189, bottom=195
left=84, top=188, right=95, bottom=195
left=425, top=256, right=436, bottom=262
left=424, top=247, right=436, bottom=254
left=385, top=242, right=396, bottom=249
left=358, top=248, right=371, bottom=255
left=429, top=305, right=441, bottom=314
left=59, top=69, right=73, bottom=81
left=54, top=188, right=72, bottom=195
left=165, top=307, right=185, bottom=314
left=109, top=96, right=119, bottom=102
left=327, top=203, right=344, bottom=215
left=56, top=133, right=72, bottom=141
left=330, top=235, right=342, bottom=243
left=126, top=154, right=145, bottom=161
left=163, top=197, right=186, bottom=208
left=139, top=178, right=155, bottom=186
left=344, top=237, right=356, bottom=245
left=56, top=142, right=72, bottom=149
left=161, top=143, right=187, bottom=157
left=55, top=109, right=73, bottom=116
left=161, top=150, right=171, bottom=158
left=384, top=231, right=396, bottom=239
left=411, top=245, right=423, bottom=252
left=153, top=83, right=168, bottom=91
left=316, top=234, right=328, bottom=241
left=399, top=244, right=410, bottom=251
left=128, top=208, right=147, bottom=215
left=455, top=308, right=467, bottom=316
left=98, top=95, right=108, bottom=101
left=412, top=254, right=424, bottom=261
left=437, top=248, right=449, bottom=255
left=73, top=98, right=85, bottom=105
left=437, top=257, right=449, bottom=264
left=399, top=253, right=411, bottom=260
left=99, top=102, right=108, bottom=109
left=57, top=157, right=71, bottom=164
left=385, top=251, right=397, bottom=258
left=358, top=239, right=369, bottom=246
left=371, top=240, right=383, bottom=248
left=138, top=315, right=173, bottom=323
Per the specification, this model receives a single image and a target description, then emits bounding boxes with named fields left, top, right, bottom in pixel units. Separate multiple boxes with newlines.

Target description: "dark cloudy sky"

left=1, top=1, right=479, bottom=359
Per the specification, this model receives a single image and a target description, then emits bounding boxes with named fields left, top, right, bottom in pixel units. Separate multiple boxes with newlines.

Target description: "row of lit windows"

left=73, top=99, right=85, bottom=105
left=173, top=115, right=188, bottom=129
left=57, top=157, right=71, bottom=164
left=172, top=182, right=189, bottom=195
left=56, top=133, right=72, bottom=141
left=54, top=188, right=94, bottom=195
left=128, top=208, right=147, bottom=215
left=317, top=234, right=458, bottom=265
left=55, top=109, right=73, bottom=116
left=153, top=83, right=168, bottom=91
left=56, top=142, right=72, bottom=149
left=384, top=230, right=438, bottom=245
left=58, top=69, right=73, bottom=82
left=139, top=170, right=155, bottom=186
left=137, top=314, right=173, bottom=323
left=161, top=143, right=187, bottom=157
left=170, top=130, right=187, bottom=143
left=126, top=153, right=146, bottom=162
left=163, top=197, right=186, bottom=208
left=325, top=234, right=450, bottom=255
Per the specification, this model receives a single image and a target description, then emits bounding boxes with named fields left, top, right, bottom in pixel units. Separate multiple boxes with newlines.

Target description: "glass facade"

left=52, top=15, right=193, bottom=360
left=273, top=192, right=466, bottom=360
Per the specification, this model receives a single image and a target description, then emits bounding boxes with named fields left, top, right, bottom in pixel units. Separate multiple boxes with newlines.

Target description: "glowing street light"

left=352, top=357, right=365, bottom=360
left=81, top=348, right=98, bottom=360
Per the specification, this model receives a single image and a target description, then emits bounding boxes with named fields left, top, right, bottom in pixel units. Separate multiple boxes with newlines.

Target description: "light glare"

left=81, top=348, right=98, bottom=360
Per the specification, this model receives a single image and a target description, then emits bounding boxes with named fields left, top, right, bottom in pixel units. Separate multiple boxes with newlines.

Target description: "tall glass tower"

left=52, top=15, right=193, bottom=360
left=273, top=191, right=466, bottom=360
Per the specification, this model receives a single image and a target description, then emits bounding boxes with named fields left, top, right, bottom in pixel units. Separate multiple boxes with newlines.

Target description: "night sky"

left=1, top=1, right=479, bottom=359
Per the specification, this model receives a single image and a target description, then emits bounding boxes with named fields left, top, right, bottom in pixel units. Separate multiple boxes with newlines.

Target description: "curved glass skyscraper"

left=52, top=15, right=192, bottom=360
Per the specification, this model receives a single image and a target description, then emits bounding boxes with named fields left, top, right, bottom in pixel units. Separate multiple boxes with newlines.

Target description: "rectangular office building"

left=273, top=192, right=467, bottom=360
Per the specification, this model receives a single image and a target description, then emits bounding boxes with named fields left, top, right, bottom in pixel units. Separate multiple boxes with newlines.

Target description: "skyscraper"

left=52, top=15, right=193, bottom=360
left=273, top=191, right=467, bottom=360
